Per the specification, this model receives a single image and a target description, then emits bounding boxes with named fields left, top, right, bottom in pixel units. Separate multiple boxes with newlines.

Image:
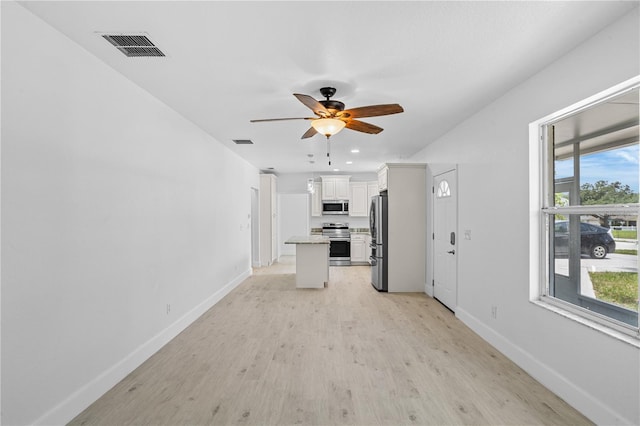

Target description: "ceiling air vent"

left=233, top=139, right=254, bottom=145
left=102, top=34, right=165, bottom=57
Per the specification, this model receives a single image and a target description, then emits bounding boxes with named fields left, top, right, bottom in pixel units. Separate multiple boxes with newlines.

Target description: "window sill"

left=531, top=298, right=640, bottom=349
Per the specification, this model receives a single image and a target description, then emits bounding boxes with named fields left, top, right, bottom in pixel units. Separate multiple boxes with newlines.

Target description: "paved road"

left=555, top=252, right=637, bottom=274
left=553, top=240, right=637, bottom=298
left=615, top=239, right=638, bottom=252
left=580, top=253, right=637, bottom=273
left=555, top=239, right=637, bottom=274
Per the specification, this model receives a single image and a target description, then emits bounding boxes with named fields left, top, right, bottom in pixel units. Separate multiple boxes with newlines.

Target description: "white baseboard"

left=455, top=307, right=632, bottom=426
left=33, top=269, right=252, bottom=426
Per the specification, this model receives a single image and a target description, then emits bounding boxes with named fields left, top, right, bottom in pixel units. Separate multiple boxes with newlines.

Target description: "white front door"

left=433, top=169, right=457, bottom=311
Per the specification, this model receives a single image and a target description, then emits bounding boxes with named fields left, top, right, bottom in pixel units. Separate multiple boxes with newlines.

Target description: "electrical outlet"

left=166, top=304, right=171, bottom=315
left=491, top=305, right=498, bottom=319
left=464, top=230, right=472, bottom=240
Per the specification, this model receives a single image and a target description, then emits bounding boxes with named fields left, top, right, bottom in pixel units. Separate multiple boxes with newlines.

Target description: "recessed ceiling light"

left=351, top=149, right=360, bottom=153
left=333, top=169, right=340, bottom=172
left=346, top=161, right=353, bottom=165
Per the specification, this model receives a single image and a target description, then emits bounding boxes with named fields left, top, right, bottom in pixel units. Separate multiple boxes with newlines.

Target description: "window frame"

left=530, top=76, right=640, bottom=341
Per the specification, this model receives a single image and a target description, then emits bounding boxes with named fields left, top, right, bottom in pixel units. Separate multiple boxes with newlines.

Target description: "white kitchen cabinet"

left=310, top=182, right=322, bottom=217
left=377, top=166, right=388, bottom=192
left=259, top=174, right=277, bottom=266
left=335, top=178, right=350, bottom=199
left=350, top=233, right=368, bottom=263
left=367, top=181, right=379, bottom=201
left=321, top=179, right=335, bottom=200
left=284, top=237, right=329, bottom=288
left=349, top=182, right=368, bottom=217
left=321, top=176, right=350, bottom=200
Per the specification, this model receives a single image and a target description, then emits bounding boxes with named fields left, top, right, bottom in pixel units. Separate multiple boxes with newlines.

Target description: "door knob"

left=447, top=250, right=456, bottom=254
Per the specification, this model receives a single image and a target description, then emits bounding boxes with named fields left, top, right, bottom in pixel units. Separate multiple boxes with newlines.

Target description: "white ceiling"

left=18, top=1, right=638, bottom=174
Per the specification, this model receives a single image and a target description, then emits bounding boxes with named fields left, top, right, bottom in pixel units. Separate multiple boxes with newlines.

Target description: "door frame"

left=426, top=164, right=458, bottom=304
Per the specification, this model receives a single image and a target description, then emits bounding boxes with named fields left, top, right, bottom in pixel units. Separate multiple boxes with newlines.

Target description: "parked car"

left=554, top=221, right=616, bottom=259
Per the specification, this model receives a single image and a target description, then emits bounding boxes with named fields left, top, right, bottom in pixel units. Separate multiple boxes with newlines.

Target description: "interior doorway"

left=433, top=168, right=458, bottom=312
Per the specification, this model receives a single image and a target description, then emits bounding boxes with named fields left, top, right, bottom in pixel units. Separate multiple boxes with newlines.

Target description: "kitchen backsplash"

left=309, top=216, right=369, bottom=230
left=310, top=226, right=370, bottom=234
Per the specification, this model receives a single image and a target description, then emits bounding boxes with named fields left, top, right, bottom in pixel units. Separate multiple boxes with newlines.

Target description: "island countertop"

left=285, top=235, right=330, bottom=244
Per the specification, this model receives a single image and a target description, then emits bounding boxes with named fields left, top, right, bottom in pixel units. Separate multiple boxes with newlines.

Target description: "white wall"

left=278, top=194, right=309, bottom=256
left=413, top=8, right=639, bottom=425
left=1, top=3, right=259, bottom=424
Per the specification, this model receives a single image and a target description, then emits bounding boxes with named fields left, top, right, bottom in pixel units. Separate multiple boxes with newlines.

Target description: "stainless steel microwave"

left=322, top=200, right=349, bottom=215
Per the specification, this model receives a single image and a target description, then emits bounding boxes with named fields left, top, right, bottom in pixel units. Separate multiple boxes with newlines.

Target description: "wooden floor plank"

left=69, top=257, right=592, bottom=425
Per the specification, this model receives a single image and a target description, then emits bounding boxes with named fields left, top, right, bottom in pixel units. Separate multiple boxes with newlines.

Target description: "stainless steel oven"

left=322, top=222, right=351, bottom=266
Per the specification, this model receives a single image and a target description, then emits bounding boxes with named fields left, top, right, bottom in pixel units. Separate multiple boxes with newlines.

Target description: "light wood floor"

left=69, top=257, right=591, bottom=425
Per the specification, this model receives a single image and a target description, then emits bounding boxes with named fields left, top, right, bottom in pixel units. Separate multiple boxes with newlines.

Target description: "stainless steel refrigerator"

left=369, top=194, right=388, bottom=291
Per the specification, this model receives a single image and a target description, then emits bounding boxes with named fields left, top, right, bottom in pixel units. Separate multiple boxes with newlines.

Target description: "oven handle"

left=328, top=238, right=351, bottom=242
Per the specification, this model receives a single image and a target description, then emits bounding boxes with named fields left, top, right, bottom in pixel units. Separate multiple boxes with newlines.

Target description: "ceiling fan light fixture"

left=311, top=118, right=346, bottom=136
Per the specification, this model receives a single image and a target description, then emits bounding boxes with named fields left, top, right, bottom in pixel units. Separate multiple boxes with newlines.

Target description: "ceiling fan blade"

left=250, top=117, right=314, bottom=122
left=340, top=104, right=404, bottom=119
left=293, top=93, right=331, bottom=117
left=301, top=127, right=318, bottom=139
left=345, top=119, right=383, bottom=134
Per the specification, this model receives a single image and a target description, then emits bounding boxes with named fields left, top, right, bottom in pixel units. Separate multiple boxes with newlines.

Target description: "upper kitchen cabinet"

left=349, top=182, right=368, bottom=216
left=377, top=166, right=388, bottom=192
left=351, top=181, right=379, bottom=217
left=367, top=181, right=379, bottom=201
left=310, top=182, right=322, bottom=217
left=259, top=174, right=278, bottom=266
left=321, top=176, right=350, bottom=200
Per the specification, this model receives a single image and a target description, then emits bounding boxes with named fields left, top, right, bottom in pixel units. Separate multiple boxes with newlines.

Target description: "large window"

left=536, top=78, right=639, bottom=336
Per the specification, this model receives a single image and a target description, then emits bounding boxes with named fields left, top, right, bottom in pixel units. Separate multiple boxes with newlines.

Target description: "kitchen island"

left=284, top=235, right=330, bottom=288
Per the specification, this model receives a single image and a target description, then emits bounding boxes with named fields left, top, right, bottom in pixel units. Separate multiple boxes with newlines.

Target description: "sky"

left=555, top=144, right=639, bottom=192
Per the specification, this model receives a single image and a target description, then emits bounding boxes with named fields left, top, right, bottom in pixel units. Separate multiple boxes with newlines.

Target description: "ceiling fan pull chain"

left=326, top=135, right=331, bottom=166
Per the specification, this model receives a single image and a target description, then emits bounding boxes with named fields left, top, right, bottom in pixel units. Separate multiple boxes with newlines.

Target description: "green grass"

left=589, top=271, right=638, bottom=311
left=615, top=249, right=638, bottom=256
left=612, top=229, right=637, bottom=239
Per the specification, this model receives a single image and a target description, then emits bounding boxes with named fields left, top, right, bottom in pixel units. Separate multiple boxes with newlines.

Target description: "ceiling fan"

left=250, top=87, right=404, bottom=139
